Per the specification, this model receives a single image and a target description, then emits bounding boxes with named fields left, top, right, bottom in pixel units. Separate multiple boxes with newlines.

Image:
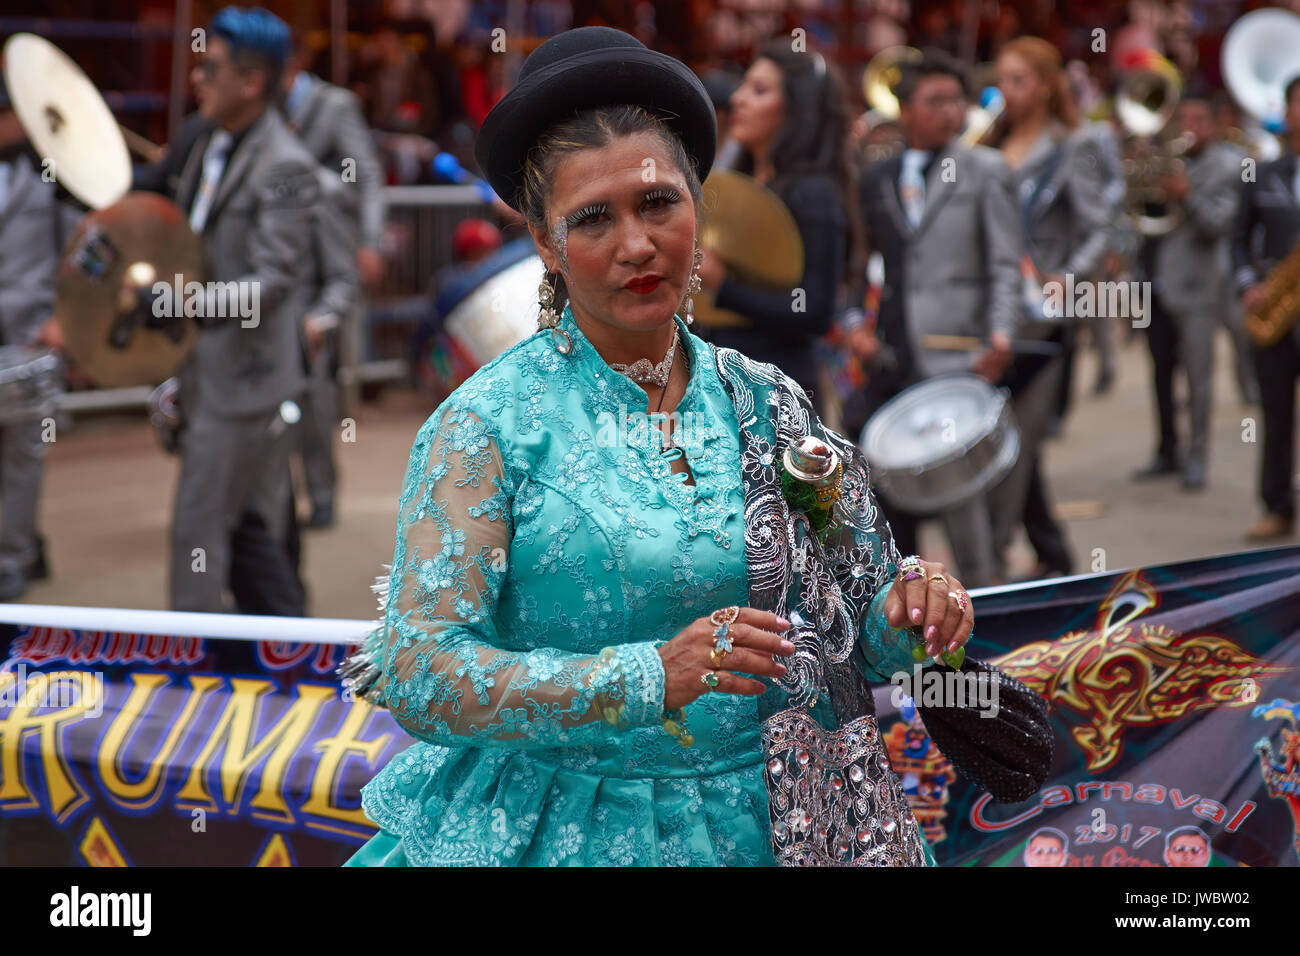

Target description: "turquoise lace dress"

left=344, top=303, right=936, bottom=866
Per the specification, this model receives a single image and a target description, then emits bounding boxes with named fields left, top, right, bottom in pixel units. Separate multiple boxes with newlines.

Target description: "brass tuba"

left=861, top=45, right=923, bottom=123
left=1116, top=50, right=1190, bottom=237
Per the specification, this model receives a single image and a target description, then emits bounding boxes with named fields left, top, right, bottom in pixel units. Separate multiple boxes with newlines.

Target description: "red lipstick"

left=624, top=275, right=662, bottom=294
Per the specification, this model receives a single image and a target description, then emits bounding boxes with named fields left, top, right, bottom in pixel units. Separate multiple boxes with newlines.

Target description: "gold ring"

left=709, top=606, right=740, bottom=627
left=928, top=573, right=949, bottom=586
left=710, top=646, right=729, bottom=668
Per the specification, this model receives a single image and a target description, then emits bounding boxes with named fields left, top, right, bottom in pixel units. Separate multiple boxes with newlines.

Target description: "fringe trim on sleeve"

left=336, top=564, right=391, bottom=707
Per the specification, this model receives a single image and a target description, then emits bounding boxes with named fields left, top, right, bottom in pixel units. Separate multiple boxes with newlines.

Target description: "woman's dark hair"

left=519, top=104, right=705, bottom=316
left=732, top=41, right=863, bottom=287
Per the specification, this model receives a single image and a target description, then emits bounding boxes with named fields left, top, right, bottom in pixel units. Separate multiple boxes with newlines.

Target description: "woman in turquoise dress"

left=340, top=26, right=977, bottom=867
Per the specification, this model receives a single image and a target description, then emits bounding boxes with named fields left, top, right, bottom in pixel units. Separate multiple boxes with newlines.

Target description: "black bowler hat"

left=474, top=26, right=717, bottom=213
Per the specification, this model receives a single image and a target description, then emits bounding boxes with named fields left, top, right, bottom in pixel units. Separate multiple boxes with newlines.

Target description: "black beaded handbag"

left=913, top=656, right=1054, bottom=804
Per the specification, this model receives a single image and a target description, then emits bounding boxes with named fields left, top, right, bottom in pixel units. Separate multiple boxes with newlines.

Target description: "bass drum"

left=420, top=238, right=543, bottom=400
left=859, top=373, right=1020, bottom=514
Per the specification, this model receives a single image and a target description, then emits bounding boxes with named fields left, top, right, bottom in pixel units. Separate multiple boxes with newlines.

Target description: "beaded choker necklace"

left=609, top=323, right=678, bottom=387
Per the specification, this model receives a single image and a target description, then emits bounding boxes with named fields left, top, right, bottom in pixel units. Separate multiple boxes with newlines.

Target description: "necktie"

left=0, top=160, right=12, bottom=212
left=899, top=149, right=929, bottom=230
left=189, top=130, right=233, bottom=232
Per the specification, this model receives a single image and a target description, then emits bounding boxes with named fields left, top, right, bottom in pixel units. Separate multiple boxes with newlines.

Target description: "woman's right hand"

left=847, top=320, right=881, bottom=363
left=1241, top=284, right=1267, bottom=314
left=657, top=608, right=794, bottom=710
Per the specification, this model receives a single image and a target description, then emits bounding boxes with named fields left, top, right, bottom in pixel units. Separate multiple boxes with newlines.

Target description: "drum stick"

left=921, top=334, right=1061, bottom=355
left=119, top=124, right=164, bottom=163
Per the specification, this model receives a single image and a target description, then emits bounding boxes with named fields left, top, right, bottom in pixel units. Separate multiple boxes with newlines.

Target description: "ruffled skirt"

left=344, top=741, right=935, bottom=867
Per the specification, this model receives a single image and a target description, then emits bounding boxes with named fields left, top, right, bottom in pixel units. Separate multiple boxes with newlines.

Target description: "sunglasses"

left=195, top=58, right=242, bottom=79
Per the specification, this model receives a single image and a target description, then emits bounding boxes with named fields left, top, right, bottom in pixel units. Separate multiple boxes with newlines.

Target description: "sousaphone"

left=3, top=33, right=203, bottom=387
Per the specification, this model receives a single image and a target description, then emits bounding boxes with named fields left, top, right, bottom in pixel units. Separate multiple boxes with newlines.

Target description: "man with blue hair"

left=136, top=6, right=322, bottom=613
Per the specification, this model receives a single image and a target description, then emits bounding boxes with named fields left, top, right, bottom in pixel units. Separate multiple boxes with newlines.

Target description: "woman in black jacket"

left=695, top=41, right=860, bottom=413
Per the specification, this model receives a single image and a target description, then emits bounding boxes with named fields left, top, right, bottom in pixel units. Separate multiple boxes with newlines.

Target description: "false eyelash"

left=644, top=187, right=681, bottom=204
left=566, top=203, right=606, bottom=226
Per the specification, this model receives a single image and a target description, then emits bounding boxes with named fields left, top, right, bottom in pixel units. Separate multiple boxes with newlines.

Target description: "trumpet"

left=1116, top=50, right=1189, bottom=237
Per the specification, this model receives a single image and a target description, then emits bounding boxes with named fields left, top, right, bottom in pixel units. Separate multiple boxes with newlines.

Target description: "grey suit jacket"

left=0, top=152, right=82, bottom=345
left=1015, top=121, right=1114, bottom=279
left=880, top=140, right=1023, bottom=378
left=286, top=74, right=385, bottom=252
left=1153, top=141, right=1244, bottom=316
left=306, top=168, right=359, bottom=323
left=172, top=107, right=320, bottom=418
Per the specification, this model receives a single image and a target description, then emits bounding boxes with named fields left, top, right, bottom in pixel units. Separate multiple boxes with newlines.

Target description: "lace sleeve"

left=845, top=455, right=929, bottom=684
left=377, top=403, right=666, bottom=748
left=858, top=558, right=924, bottom=684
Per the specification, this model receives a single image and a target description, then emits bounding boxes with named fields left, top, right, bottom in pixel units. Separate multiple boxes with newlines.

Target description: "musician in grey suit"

left=0, top=98, right=82, bottom=600
left=1233, top=75, right=1300, bottom=542
left=227, top=165, right=359, bottom=617
left=856, top=50, right=1022, bottom=588
left=1137, top=97, right=1243, bottom=491
left=294, top=165, right=358, bottom=528
left=141, top=7, right=320, bottom=612
left=282, top=34, right=384, bottom=527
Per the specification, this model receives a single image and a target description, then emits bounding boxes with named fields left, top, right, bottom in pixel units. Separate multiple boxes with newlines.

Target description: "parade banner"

left=876, top=545, right=1300, bottom=868
left=1, top=546, right=1297, bottom=866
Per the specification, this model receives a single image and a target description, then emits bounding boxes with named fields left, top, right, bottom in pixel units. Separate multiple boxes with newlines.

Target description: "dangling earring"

left=538, top=271, right=572, bottom=354
left=681, top=244, right=703, bottom=326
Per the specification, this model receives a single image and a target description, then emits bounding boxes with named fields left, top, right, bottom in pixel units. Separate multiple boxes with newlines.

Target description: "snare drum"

left=858, top=373, right=1020, bottom=514
left=0, top=346, right=63, bottom=425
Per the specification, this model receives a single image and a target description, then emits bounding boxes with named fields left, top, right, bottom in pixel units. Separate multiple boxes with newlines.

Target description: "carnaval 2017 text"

left=968, top=784, right=1257, bottom=833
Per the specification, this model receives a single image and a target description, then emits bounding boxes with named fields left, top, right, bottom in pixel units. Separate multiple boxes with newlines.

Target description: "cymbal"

left=2, top=33, right=131, bottom=209
left=694, top=169, right=804, bottom=329
left=56, top=192, right=204, bottom=387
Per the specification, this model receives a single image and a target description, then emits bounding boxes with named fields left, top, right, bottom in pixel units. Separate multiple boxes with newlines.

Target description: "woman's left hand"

left=882, top=558, right=973, bottom=660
